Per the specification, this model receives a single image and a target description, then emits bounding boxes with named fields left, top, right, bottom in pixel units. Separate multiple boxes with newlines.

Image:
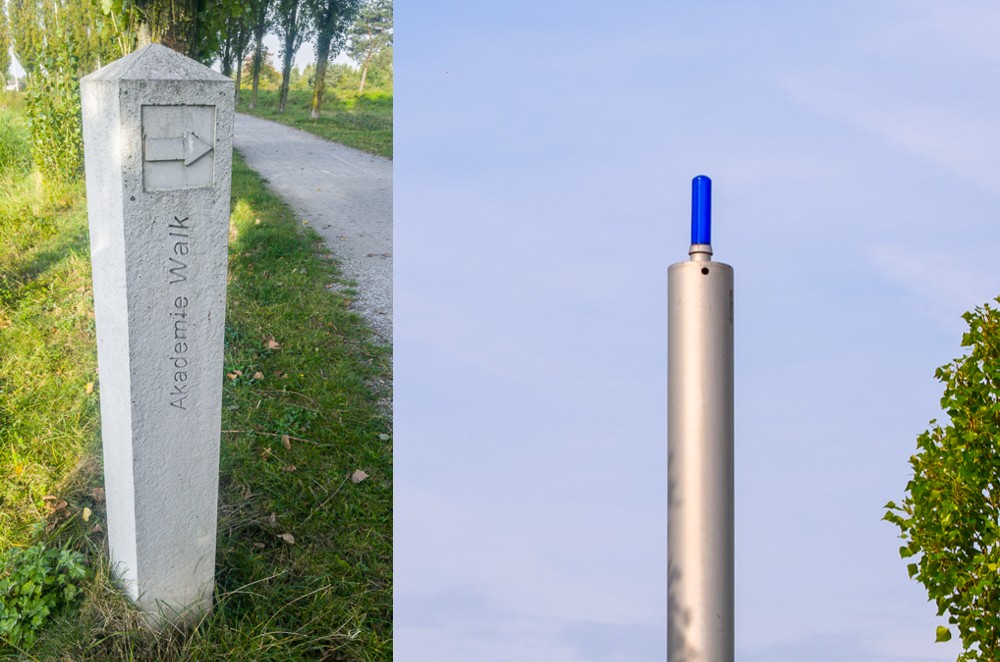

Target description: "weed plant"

left=0, top=541, right=87, bottom=646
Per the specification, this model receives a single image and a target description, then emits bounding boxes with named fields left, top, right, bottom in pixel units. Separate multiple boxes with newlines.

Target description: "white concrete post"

left=80, top=43, right=234, bottom=625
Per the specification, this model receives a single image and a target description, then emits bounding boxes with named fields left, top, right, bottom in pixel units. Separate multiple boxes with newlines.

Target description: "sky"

left=394, top=1, right=1000, bottom=660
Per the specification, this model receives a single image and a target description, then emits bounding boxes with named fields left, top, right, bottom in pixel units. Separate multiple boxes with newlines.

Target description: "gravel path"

left=233, top=113, right=392, bottom=344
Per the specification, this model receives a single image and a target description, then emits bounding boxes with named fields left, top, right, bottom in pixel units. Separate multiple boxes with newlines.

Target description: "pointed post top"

left=82, top=43, right=231, bottom=84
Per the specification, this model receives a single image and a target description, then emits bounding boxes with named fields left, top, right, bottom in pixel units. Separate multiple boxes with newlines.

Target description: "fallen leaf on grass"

left=42, top=496, right=67, bottom=510
left=351, top=470, right=369, bottom=484
left=279, top=533, right=295, bottom=545
left=227, top=369, right=243, bottom=380
left=281, top=434, right=291, bottom=450
left=255, top=218, right=261, bottom=225
left=253, top=371, right=264, bottom=380
left=378, top=433, right=390, bottom=442
left=283, top=465, right=297, bottom=473
left=253, top=542, right=265, bottom=550
left=268, top=512, right=278, bottom=528
left=92, top=524, right=103, bottom=533
left=82, top=507, right=92, bottom=522
left=85, top=382, right=94, bottom=394
left=92, top=487, right=104, bottom=502
left=42, top=496, right=70, bottom=521
left=266, top=337, right=281, bottom=350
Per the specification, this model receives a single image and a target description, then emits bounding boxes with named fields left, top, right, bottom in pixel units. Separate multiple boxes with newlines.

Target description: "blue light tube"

left=691, top=175, right=711, bottom=245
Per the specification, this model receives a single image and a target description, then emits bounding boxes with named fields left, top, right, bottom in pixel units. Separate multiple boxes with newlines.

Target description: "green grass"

left=0, top=107, right=392, bottom=659
left=0, top=96, right=31, bottom=176
left=0, top=169, right=94, bottom=549
left=237, top=88, right=392, bottom=159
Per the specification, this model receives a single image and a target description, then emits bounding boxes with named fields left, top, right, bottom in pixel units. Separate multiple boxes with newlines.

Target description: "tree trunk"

left=278, top=45, right=293, bottom=112
left=249, top=34, right=264, bottom=110
left=234, top=22, right=252, bottom=104
left=220, top=35, right=233, bottom=77
left=310, top=36, right=331, bottom=120
left=358, top=43, right=375, bottom=94
left=136, top=0, right=199, bottom=58
left=249, top=0, right=268, bottom=110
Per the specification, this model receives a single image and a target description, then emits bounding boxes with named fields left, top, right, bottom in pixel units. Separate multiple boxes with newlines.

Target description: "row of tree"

left=1, top=0, right=391, bottom=112
left=0, top=0, right=390, bottom=178
left=243, top=53, right=389, bottom=97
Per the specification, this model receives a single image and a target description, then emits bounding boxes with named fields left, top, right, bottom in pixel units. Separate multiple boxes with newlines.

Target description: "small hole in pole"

left=701, top=267, right=709, bottom=275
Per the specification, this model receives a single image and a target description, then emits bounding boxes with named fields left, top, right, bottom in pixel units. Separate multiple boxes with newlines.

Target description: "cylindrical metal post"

left=667, top=175, right=734, bottom=661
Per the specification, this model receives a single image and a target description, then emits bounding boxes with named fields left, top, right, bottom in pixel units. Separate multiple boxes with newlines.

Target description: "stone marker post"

left=80, top=43, right=234, bottom=625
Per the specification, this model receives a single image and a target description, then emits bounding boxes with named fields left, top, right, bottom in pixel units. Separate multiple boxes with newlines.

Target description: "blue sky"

left=395, top=1, right=1000, bottom=660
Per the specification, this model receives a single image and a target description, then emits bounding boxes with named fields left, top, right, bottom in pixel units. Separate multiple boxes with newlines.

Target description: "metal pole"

left=668, top=175, right=734, bottom=661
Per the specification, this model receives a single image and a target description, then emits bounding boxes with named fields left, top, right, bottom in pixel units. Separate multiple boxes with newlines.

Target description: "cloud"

left=394, top=487, right=667, bottom=661
left=874, top=1, right=1000, bottom=64
left=867, top=243, right=999, bottom=330
left=395, top=484, right=665, bottom=626
left=776, top=74, right=1000, bottom=196
left=396, top=592, right=666, bottom=662
left=396, top=614, right=580, bottom=662
left=739, top=630, right=957, bottom=662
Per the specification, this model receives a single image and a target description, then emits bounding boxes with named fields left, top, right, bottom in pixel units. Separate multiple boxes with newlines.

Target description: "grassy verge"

left=0, top=112, right=392, bottom=658
left=236, top=88, right=392, bottom=159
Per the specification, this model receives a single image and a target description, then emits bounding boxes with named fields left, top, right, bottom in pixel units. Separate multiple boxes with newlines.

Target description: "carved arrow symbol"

left=144, top=131, right=213, bottom=166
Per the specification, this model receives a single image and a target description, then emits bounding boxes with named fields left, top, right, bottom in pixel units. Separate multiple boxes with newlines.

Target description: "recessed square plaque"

left=142, top=104, right=216, bottom=191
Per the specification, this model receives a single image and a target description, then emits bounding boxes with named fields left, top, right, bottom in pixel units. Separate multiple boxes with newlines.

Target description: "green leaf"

left=936, top=625, right=952, bottom=642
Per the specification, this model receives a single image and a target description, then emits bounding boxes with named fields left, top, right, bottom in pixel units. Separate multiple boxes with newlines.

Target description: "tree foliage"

left=13, top=0, right=136, bottom=180
left=11, top=0, right=243, bottom=181
left=241, top=45, right=279, bottom=89
left=8, top=0, right=44, bottom=79
left=303, top=0, right=358, bottom=118
left=94, top=0, right=243, bottom=62
left=133, top=0, right=200, bottom=56
left=24, top=0, right=87, bottom=180
left=347, top=0, right=390, bottom=93
left=885, top=299, right=1000, bottom=661
left=0, top=3, right=11, bottom=84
